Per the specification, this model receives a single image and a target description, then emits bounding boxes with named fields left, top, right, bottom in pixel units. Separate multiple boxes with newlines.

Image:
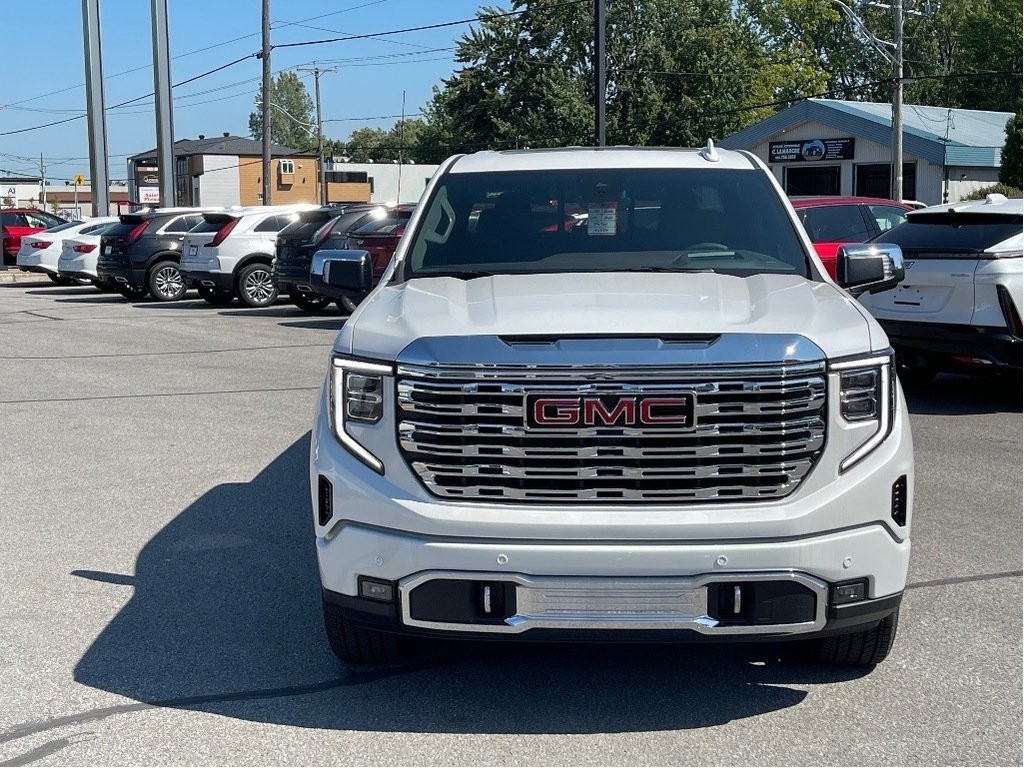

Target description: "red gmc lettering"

left=533, top=398, right=580, bottom=425
left=640, top=398, right=690, bottom=425
left=583, top=398, right=636, bottom=425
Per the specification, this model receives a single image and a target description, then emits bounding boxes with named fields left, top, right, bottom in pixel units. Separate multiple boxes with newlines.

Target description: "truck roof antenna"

left=699, top=138, right=720, bottom=163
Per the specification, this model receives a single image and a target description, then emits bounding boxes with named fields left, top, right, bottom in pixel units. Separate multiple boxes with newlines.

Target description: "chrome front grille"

left=396, top=362, right=827, bottom=503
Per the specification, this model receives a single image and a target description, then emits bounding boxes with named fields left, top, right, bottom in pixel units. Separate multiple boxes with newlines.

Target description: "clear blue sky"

left=0, top=0, right=485, bottom=183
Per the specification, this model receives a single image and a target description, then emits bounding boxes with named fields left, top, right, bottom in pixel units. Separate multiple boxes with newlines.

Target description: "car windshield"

left=403, top=168, right=811, bottom=279
left=873, top=212, right=1023, bottom=254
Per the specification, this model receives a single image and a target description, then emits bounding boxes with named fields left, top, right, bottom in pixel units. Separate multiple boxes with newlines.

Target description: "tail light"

left=311, top=219, right=334, bottom=245
left=123, top=220, right=148, bottom=246
left=997, top=285, right=1022, bottom=339
left=73, top=243, right=97, bottom=253
left=31, top=240, right=51, bottom=249
left=206, top=217, right=240, bottom=247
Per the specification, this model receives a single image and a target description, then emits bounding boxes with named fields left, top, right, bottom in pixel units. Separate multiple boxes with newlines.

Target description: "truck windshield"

left=403, top=168, right=811, bottom=279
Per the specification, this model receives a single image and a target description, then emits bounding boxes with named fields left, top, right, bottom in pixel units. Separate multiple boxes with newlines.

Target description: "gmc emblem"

left=526, top=393, right=695, bottom=429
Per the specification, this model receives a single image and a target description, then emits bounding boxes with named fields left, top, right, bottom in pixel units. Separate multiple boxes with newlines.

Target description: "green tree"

left=1000, top=112, right=1022, bottom=189
left=344, top=127, right=390, bottom=162
left=424, top=0, right=785, bottom=154
left=248, top=72, right=316, bottom=151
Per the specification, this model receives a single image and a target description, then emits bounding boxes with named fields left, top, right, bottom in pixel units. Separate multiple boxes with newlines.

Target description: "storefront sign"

left=138, top=187, right=161, bottom=204
left=769, top=138, right=855, bottom=163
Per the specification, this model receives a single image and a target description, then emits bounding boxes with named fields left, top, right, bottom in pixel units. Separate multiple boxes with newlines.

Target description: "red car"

left=342, top=204, right=415, bottom=278
left=1, top=208, right=66, bottom=265
left=790, top=197, right=913, bottom=278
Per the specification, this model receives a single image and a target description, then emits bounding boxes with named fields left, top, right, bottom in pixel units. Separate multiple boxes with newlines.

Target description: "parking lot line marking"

left=0, top=343, right=327, bottom=361
left=905, top=569, right=1022, bottom=591
left=0, top=386, right=319, bottom=405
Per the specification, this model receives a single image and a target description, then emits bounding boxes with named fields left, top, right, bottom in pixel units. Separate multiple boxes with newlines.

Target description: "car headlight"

left=329, top=356, right=391, bottom=473
left=832, top=351, right=895, bottom=472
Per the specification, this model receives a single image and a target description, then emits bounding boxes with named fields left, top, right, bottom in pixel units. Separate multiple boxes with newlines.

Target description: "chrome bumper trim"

left=398, top=570, right=828, bottom=635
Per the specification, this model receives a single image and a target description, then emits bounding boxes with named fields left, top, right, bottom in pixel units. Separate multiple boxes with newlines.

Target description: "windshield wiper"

left=617, top=267, right=717, bottom=273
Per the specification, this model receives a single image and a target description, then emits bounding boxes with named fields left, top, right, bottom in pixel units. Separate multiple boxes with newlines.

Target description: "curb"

left=0, top=270, right=52, bottom=285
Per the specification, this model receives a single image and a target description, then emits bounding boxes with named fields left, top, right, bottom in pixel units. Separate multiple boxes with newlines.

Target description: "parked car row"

left=9, top=191, right=1021, bottom=383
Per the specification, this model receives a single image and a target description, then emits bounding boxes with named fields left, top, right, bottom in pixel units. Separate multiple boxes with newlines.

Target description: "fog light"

left=359, top=577, right=395, bottom=603
left=833, top=581, right=867, bottom=605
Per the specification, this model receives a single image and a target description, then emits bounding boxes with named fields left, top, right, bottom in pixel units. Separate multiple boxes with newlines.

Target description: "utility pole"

left=891, top=0, right=904, bottom=202
left=39, top=154, right=46, bottom=207
left=298, top=63, right=337, bottom=205
left=594, top=0, right=606, bottom=147
left=151, top=0, right=176, bottom=207
left=260, top=0, right=272, bottom=205
left=81, top=0, right=110, bottom=216
left=397, top=89, right=406, bottom=203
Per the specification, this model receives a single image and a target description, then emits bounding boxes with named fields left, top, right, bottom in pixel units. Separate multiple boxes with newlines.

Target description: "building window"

left=855, top=163, right=916, bottom=201
left=279, top=159, right=295, bottom=175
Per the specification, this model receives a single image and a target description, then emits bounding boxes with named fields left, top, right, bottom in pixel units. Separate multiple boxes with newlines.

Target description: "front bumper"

left=880, top=319, right=1022, bottom=372
left=181, top=268, right=233, bottom=292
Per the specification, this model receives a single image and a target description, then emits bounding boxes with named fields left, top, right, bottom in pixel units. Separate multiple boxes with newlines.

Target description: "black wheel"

left=198, top=285, right=235, bottom=306
left=289, top=289, right=333, bottom=313
left=896, top=352, right=936, bottom=387
left=336, top=295, right=360, bottom=314
left=116, top=284, right=148, bottom=300
left=323, top=600, right=407, bottom=665
left=236, top=262, right=278, bottom=308
left=812, top=610, right=899, bottom=666
left=148, top=260, right=187, bottom=301
left=91, top=278, right=113, bottom=292
left=47, top=272, right=75, bottom=285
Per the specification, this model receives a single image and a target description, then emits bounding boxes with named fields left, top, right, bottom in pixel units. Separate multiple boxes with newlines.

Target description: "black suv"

left=273, top=203, right=380, bottom=311
left=97, top=209, right=207, bottom=301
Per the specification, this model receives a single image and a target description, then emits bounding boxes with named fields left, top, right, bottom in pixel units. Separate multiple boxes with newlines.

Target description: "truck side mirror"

left=836, top=244, right=904, bottom=296
left=313, top=249, right=373, bottom=292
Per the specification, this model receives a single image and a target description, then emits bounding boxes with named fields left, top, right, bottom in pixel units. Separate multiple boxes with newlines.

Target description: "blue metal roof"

left=720, top=99, right=1013, bottom=167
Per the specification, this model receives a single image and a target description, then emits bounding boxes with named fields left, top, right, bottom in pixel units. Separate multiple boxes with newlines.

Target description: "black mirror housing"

left=317, top=249, right=373, bottom=292
left=836, top=244, right=905, bottom=296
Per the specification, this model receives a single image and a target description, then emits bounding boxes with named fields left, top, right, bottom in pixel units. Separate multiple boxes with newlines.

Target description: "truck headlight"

left=832, top=351, right=895, bottom=472
left=329, top=356, right=391, bottom=473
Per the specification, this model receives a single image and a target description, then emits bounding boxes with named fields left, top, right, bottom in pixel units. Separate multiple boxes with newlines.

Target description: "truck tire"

left=323, top=600, right=406, bottom=665
left=148, top=260, right=187, bottom=301
left=896, top=352, right=936, bottom=387
left=289, top=289, right=332, bottom=312
left=814, top=610, right=899, bottom=666
left=336, top=296, right=360, bottom=314
left=116, top=284, right=148, bottom=300
left=236, top=262, right=278, bottom=308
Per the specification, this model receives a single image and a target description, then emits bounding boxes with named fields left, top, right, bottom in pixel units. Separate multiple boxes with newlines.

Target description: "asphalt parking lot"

left=1, top=280, right=1021, bottom=766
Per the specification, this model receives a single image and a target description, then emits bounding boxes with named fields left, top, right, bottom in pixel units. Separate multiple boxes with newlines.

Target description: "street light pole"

left=260, top=0, right=272, bottom=205
left=298, top=64, right=337, bottom=206
left=594, top=0, right=606, bottom=147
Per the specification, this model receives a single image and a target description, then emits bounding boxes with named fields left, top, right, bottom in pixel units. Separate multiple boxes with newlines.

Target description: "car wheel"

left=236, top=263, right=278, bottom=308
left=198, top=285, right=235, bottom=306
left=116, top=284, right=148, bottom=300
left=811, top=610, right=899, bottom=667
left=289, top=289, right=332, bottom=313
left=336, top=296, right=360, bottom=314
left=47, top=272, right=75, bottom=285
left=91, top=278, right=116, bottom=293
left=148, top=260, right=187, bottom=301
left=323, top=599, right=408, bottom=665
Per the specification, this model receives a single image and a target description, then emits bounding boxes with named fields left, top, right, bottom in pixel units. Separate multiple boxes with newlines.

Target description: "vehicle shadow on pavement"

left=903, top=373, right=1022, bottom=416
left=73, top=435, right=868, bottom=735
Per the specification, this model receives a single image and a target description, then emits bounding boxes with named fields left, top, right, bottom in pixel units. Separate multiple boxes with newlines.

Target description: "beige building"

left=128, top=134, right=370, bottom=208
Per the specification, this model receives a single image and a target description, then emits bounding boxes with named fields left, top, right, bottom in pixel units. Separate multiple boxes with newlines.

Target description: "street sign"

left=73, top=174, right=86, bottom=186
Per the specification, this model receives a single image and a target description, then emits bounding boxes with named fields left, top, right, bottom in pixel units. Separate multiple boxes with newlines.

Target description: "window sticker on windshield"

left=588, top=202, right=617, bottom=236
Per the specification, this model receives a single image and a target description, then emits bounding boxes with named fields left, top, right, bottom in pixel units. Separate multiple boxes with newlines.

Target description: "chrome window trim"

left=399, top=570, right=828, bottom=635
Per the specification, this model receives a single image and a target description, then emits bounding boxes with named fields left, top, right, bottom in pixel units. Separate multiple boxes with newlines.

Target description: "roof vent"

left=985, top=193, right=1008, bottom=205
left=699, top=138, right=720, bottom=163
left=198, top=134, right=205, bottom=140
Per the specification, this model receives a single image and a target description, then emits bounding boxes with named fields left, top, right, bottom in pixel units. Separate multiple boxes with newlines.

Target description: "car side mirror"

left=313, top=249, right=373, bottom=292
left=836, top=244, right=904, bottom=296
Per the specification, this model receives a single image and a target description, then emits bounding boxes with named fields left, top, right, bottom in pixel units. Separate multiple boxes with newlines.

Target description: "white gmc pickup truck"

left=310, top=146, right=914, bottom=667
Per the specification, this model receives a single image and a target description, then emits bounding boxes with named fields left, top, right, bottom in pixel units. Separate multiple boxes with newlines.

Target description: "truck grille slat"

left=397, top=362, right=827, bottom=503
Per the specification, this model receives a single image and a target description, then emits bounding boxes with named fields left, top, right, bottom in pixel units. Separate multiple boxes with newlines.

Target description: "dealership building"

left=720, top=99, right=1014, bottom=205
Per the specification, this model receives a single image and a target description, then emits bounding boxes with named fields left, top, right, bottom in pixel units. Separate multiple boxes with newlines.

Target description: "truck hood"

left=339, top=272, right=882, bottom=361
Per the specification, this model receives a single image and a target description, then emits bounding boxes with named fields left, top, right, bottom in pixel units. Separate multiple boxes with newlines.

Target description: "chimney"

left=223, top=132, right=230, bottom=137
left=198, top=134, right=205, bottom=140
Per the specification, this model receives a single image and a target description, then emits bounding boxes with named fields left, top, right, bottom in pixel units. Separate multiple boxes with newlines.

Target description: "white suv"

left=180, top=205, right=316, bottom=307
left=310, top=146, right=914, bottom=668
left=859, top=194, right=1022, bottom=383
